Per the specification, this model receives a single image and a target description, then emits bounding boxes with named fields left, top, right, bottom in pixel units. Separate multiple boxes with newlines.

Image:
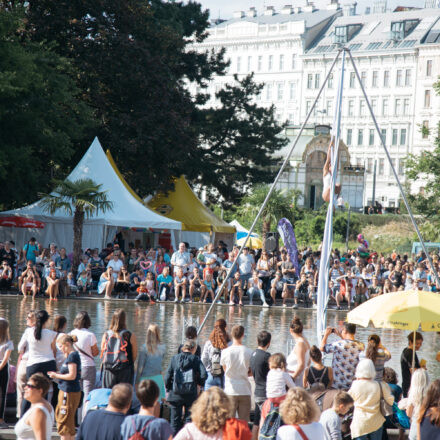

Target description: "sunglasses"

left=25, top=383, right=39, bottom=389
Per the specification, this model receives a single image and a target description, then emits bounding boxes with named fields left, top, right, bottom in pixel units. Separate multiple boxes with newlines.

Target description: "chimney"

left=365, top=6, right=371, bottom=13
left=233, top=10, right=245, bottom=18
left=327, top=0, right=340, bottom=10
left=342, top=3, right=351, bottom=15
left=247, top=7, right=257, bottom=17
left=350, top=2, right=357, bottom=15
left=281, top=4, right=294, bottom=14
left=264, top=6, right=275, bottom=15
left=304, top=2, right=316, bottom=12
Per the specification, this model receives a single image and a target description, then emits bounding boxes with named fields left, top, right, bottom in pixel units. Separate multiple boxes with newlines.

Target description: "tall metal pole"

left=346, top=48, right=440, bottom=286
left=345, top=205, right=351, bottom=252
left=372, top=159, right=377, bottom=211
left=197, top=49, right=343, bottom=335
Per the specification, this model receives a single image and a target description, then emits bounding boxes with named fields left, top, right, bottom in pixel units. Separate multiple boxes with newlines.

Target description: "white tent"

left=229, top=219, right=259, bottom=241
left=0, top=137, right=181, bottom=250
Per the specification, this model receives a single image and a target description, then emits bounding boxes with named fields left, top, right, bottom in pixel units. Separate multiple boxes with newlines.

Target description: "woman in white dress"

left=15, top=373, right=54, bottom=440
left=97, top=267, right=114, bottom=299
left=286, top=316, right=310, bottom=387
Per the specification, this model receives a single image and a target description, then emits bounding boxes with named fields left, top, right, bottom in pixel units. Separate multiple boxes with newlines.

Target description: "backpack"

left=172, top=359, right=196, bottom=395
left=101, top=330, right=130, bottom=372
left=210, top=347, right=223, bottom=377
left=259, top=402, right=282, bottom=440
left=128, top=417, right=153, bottom=440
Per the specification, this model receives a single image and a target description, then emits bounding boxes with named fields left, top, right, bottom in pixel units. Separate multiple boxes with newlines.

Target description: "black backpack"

left=101, top=330, right=130, bottom=372
left=172, top=358, right=196, bottom=395
left=210, top=347, right=222, bottom=377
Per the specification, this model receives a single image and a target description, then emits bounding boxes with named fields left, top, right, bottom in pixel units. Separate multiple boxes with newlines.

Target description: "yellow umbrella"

left=236, top=236, right=263, bottom=250
left=347, top=289, right=440, bottom=368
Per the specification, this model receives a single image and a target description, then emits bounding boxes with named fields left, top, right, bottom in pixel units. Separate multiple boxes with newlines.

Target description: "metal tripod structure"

left=197, top=47, right=440, bottom=336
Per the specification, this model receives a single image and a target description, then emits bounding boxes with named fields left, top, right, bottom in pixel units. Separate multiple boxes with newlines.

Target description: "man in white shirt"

left=220, top=325, right=253, bottom=422
left=107, top=253, right=123, bottom=280
left=170, top=242, right=190, bottom=274
left=238, top=247, right=255, bottom=284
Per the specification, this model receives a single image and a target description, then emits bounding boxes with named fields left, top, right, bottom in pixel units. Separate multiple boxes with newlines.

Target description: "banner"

left=277, top=218, right=300, bottom=277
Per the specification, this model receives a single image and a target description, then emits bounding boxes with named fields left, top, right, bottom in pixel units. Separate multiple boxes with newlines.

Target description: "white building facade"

left=191, top=2, right=440, bottom=210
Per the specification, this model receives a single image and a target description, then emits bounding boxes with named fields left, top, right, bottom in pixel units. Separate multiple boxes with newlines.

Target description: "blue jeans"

left=247, top=287, right=266, bottom=304
left=354, top=426, right=383, bottom=440
left=204, top=372, right=224, bottom=390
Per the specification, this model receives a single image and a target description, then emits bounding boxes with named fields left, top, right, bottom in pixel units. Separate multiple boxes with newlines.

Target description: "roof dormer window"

left=334, top=24, right=363, bottom=44
left=390, top=19, right=419, bottom=41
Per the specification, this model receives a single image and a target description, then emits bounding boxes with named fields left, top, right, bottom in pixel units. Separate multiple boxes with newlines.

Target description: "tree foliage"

left=0, top=6, right=93, bottom=208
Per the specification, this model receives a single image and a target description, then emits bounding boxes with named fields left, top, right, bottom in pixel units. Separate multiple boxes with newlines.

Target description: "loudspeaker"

left=264, top=232, right=279, bottom=253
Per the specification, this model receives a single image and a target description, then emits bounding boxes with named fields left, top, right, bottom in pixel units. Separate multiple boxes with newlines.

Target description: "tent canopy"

left=148, top=177, right=235, bottom=234
left=1, top=137, right=181, bottom=231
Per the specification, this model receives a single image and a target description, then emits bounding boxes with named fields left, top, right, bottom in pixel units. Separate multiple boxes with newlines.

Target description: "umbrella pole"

left=412, top=330, right=416, bottom=372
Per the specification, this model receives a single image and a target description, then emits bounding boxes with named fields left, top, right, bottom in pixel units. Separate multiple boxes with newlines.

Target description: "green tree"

left=238, top=185, right=300, bottom=249
left=0, top=6, right=93, bottom=208
left=40, top=179, right=113, bottom=271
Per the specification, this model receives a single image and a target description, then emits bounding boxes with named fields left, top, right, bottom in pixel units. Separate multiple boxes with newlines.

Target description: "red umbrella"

left=0, top=216, right=45, bottom=229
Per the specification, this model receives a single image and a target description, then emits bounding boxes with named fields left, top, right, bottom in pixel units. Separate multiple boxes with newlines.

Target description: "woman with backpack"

left=201, top=319, right=230, bottom=390
left=100, top=309, right=138, bottom=388
left=303, top=345, right=333, bottom=390
left=136, top=324, right=166, bottom=401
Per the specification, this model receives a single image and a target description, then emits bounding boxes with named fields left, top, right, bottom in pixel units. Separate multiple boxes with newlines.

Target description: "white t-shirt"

left=70, top=328, right=97, bottom=368
left=24, top=328, right=56, bottom=366
left=266, top=369, right=295, bottom=398
left=0, top=340, right=13, bottom=362
left=107, top=259, right=123, bottom=278
left=276, top=423, right=325, bottom=440
left=238, top=254, right=254, bottom=275
left=221, top=344, right=252, bottom=396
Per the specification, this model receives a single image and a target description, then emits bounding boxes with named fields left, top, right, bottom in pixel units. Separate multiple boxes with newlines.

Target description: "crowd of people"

left=0, top=306, right=438, bottom=439
left=0, top=236, right=438, bottom=309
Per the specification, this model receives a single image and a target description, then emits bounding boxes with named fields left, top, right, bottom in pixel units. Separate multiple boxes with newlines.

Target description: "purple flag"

left=277, top=218, right=300, bottom=277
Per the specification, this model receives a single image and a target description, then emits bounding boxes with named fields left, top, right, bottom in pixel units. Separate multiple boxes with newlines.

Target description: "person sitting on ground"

left=76, top=383, right=133, bottom=440
left=76, top=269, right=92, bottom=295
left=0, top=261, right=13, bottom=291
left=45, top=268, right=59, bottom=301
left=188, top=267, right=202, bottom=303
left=270, top=271, right=284, bottom=305
left=303, top=345, right=333, bottom=390
left=174, top=267, right=187, bottom=303
left=322, top=140, right=342, bottom=203
left=121, top=380, right=173, bottom=440
left=247, top=270, right=268, bottom=307
left=319, top=391, right=354, bottom=440
left=353, top=278, right=369, bottom=307
left=173, top=387, right=252, bottom=440
left=201, top=272, right=215, bottom=304
left=157, top=266, right=173, bottom=301
left=229, top=270, right=244, bottom=306
left=98, top=266, right=115, bottom=299
left=115, top=265, right=131, bottom=299
left=66, top=272, right=77, bottom=297
left=20, top=262, right=40, bottom=298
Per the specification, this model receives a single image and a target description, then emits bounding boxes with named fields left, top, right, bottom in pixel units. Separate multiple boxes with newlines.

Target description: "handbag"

left=378, top=381, right=393, bottom=417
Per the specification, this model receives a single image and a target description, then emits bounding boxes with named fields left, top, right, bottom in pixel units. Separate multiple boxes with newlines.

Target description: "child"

left=77, top=270, right=92, bottom=295
left=0, top=319, right=13, bottom=427
left=303, top=345, right=333, bottom=390
left=145, top=272, right=156, bottom=301
left=201, top=272, right=215, bottom=303
left=174, top=267, right=187, bottom=303
left=229, top=271, right=243, bottom=306
left=135, top=280, right=155, bottom=303
left=319, top=391, right=354, bottom=440
left=66, top=271, right=77, bottom=296
left=266, top=353, right=295, bottom=399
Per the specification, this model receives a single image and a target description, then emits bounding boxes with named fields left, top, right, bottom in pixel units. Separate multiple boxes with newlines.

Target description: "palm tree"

left=238, top=184, right=300, bottom=250
left=40, top=178, right=113, bottom=272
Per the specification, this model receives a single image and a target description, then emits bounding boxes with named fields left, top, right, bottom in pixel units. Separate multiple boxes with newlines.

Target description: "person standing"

left=0, top=319, right=13, bottom=428
left=286, top=317, right=310, bottom=387
left=171, top=243, right=190, bottom=275
left=221, top=325, right=253, bottom=422
left=401, top=332, right=423, bottom=398
left=48, top=335, right=81, bottom=440
left=320, top=322, right=364, bottom=390
left=237, top=247, right=255, bottom=286
left=363, top=334, right=391, bottom=381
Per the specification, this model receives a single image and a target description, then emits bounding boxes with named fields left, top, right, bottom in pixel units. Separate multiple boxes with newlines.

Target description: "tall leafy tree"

left=40, top=179, right=113, bottom=271
left=0, top=6, right=93, bottom=208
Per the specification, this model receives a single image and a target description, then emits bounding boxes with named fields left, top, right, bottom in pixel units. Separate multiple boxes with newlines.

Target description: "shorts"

left=55, top=390, right=82, bottom=436
left=253, top=398, right=266, bottom=426
left=354, top=294, right=368, bottom=304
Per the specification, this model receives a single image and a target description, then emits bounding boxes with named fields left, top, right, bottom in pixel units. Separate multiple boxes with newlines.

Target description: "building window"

left=403, top=99, right=410, bottom=115
left=289, top=82, right=296, bottom=101
left=349, top=72, right=356, bottom=88
left=424, top=90, right=431, bottom=108
left=306, top=100, right=312, bottom=115
left=348, top=100, right=354, bottom=116
left=287, top=113, right=294, bottom=124
left=236, top=57, right=241, bottom=73
left=405, top=69, right=411, bottom=86
left=279, top=54, right=284, bottom=71
left=266, top=84, right=272, bottom=100
left=371, top=99, right=377, bottom=115
left=315, top=73, right=320, bottom=89
left=379, top=158, right=384, bottom=174
left=392, top=128, right=398, bottom=145
left=328, top=73, right=334, bottom=89
left=326, top=99, right=333, bottom=116
left=398, top=159, right=404, bottom=175
left=258, top=56, right=262, bottom=71
left=291, top=54, right=296, bottom=69
left=277, top=83, right=284, bottom=101
left=347, top=128, right=353, bottom=145
left=361, top=71, right=367, bottom=86
left=358, top=129, right=364, bottom=145
left=367, top=158, right=373, bottom=173
left=391, top=158, right=397, bottom=175
left=382, top=98, right=389, bottom=116
left=247, top=56, right=252, bottom=72
left=369, top=129, right=374, bottom=145
left=359, top=99, right=365, bottom=116
left=372, top=71, right=378, bottom=87
left=396, top=70, right=402, bottom=87
left=427, top=60, right=432, bottom=77
left=383, top=71, right=390, bottom=87
left=394, top=99, right=401, bottom=116
left=268, top=55, right=273, bottom=71
left=400, top=128, right=407, bottom=145
left=307, top=74, right=313, bottom=89
left=422, top=120, right=429, bottom=139
left=381, top=129, right=387, bottom=144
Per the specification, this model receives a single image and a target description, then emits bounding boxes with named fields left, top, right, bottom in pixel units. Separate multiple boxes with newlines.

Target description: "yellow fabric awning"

left=148, top=177, right=235, bottom=234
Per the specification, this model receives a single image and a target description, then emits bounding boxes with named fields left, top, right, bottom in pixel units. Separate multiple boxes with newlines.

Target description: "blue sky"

left=196, top=0, right=427, bottom=19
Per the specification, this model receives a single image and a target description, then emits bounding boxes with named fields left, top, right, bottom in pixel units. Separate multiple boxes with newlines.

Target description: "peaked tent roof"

left=148, top=177, right=235, bottom=234
left=2, top=138, right=181, bottom=230
left=229, top=220, right=259, bottom=237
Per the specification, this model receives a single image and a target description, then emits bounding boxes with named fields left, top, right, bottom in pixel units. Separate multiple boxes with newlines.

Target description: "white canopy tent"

left=0, top=137, right=181, bottom=251
left=229, top=219, right=259, bottom=241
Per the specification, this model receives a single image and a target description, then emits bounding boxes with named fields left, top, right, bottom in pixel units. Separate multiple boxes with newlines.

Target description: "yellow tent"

left=148, top=176, right=235, bottom=234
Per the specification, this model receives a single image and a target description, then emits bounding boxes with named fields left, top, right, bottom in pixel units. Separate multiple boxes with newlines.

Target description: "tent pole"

left=197, top=49, right=343, bottom=335
left=346, top=48, right=440, bottom=288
